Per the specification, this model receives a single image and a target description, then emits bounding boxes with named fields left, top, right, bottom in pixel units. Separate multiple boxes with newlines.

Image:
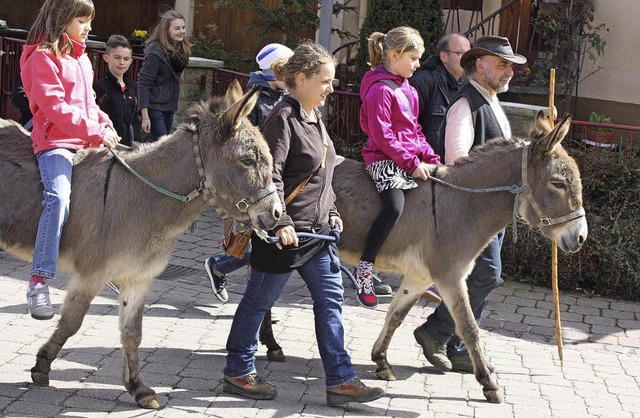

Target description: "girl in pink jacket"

left=355, top=27, right=441, bottom=308
left=20, top=0, right=120, bottom=320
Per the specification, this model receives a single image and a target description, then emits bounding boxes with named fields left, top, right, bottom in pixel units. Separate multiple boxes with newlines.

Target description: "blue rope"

left=266, top=228, right=358, bottom=288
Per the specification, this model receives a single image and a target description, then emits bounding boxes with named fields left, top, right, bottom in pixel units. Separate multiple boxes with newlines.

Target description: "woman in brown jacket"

left=222, top=42, right=385, bottom=406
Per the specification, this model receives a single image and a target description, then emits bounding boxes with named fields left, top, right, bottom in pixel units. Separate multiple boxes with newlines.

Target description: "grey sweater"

left=137, top=41, right=183, bottom=112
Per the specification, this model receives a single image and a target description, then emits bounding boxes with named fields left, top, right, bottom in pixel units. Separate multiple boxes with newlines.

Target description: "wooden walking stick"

left=548, top=68, right=564, bottom=365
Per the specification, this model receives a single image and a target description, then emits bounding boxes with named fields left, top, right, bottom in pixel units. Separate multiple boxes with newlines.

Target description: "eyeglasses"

left=444, top=50, right=466, bottom=57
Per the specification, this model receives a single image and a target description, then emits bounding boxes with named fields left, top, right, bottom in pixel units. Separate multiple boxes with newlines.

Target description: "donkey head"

left=520, top=111, right=588, bottom=253
left=186, top=80, right=281, bottom=231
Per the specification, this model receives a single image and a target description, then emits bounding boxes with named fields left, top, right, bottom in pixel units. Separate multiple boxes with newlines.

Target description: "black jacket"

left=94, top=72, right=140, bottom=146
left=246, top=71, right=288, bottom=128
left=137, top=41, right=183, bottom=112
left=11, top=75, right=32, bottom=127
left=409, top=55, right=462, bottom=159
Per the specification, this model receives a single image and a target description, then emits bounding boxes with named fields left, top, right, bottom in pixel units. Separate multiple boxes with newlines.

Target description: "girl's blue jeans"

left=224, top=250, right=357, bottom=387
left=148, top=109, right=174, bottom=141
left=31, top=148, right=74, bottom=280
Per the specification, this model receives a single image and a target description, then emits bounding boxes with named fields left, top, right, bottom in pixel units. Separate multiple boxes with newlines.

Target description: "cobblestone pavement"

left=0, top=208, right=638, bottom=417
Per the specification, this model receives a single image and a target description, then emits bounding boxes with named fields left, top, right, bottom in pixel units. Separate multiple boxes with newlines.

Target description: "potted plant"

left=584, top=112, right=615, bottom=148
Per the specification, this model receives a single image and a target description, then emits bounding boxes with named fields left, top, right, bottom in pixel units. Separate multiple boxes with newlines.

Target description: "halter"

left=430, top=143, right=585, bottom=243
left=517, top=144, right=585, bottom=230
left=109, top=130, right=277, bottom=224
left=190, top=131, right=277, bottom=222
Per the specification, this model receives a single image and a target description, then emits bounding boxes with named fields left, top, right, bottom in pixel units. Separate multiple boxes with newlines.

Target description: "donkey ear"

left=532, top=110, right=552, bottom=137
left=224, top=84, right=260, bottom=131
left=225, top=79, right=244, bottom=103
left=534, top=113, right=571, bottom=156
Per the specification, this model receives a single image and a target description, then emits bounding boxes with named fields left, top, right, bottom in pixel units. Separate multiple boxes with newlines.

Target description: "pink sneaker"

left=354, top=269, right=378, bottom=308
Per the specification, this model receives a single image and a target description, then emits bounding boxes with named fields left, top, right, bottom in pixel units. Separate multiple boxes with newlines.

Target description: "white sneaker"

left=27, top=283, right=54, bottom=320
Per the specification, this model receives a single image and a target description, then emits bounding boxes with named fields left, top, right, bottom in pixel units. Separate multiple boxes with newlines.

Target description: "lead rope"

left=265, top=228, right=359, bottom=288
left=428, top=174, right=526, bottom=244
left=109, top=146, right=202, bottom=203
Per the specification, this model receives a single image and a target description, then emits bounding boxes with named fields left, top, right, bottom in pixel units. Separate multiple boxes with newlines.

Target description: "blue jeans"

left=31, top=149, right=74, bottom=279
left=224, top=250, right=357, bottom=387
left=424, top=229, right=505, bottom=357
left=209, top=251, right=250, bottom=275
left=148, top=109, right=174, bottom=141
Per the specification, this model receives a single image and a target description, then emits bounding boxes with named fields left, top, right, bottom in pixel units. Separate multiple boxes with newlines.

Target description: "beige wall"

left=579, top=0, right=639, bottom=106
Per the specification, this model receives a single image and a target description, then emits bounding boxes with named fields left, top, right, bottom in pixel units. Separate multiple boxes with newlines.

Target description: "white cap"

left=256, top=43, right=294, bottom=71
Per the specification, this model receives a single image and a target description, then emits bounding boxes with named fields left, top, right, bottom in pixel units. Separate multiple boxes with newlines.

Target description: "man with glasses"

left=410, top=33, right=470, bottom=158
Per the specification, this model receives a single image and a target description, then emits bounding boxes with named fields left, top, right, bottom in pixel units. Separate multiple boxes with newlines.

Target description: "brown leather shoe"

left=326, top=378, right=385, bottom=406
left=223, top=373, right=277, bottom=400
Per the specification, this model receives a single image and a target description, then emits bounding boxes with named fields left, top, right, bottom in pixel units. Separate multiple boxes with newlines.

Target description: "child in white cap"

left=247, top=43, right=294, bottom=127
left=204, top=43, right=294, bottom=303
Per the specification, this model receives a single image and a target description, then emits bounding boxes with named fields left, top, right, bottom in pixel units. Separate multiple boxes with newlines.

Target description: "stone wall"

left=176, top=57, right=224, bottom=122
left=503, top=102, right=550, bottom=139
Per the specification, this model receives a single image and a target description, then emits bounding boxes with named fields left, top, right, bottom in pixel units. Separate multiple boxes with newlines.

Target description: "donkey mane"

left=449, top=136, right=526, bottom=168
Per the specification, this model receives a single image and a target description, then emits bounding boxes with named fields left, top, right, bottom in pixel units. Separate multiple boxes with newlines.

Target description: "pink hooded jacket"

left=20, top=38, right=111, bottom=155
left=360, top=66, right=440, bottom=174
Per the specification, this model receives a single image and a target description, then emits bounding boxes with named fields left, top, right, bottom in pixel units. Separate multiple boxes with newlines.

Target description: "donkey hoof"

left=375, top=368, right=397, bottom=381
left=136, top=394, right=160, bottom=409
left=483, top=389, right=504, bottom=404
left=267, top=349, right=286, bottom=362
left=31, top=370, right=49, bottom=387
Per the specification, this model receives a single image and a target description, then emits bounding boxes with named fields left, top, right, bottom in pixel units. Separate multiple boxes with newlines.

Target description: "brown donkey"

left=259, top=114, right=587, bottom=398
left=330, top=112, right=587, bottom=403
left=0, top=81, right=281, bottom=409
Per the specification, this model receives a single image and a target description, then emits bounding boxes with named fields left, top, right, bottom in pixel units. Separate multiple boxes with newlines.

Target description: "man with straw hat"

left=413, top=35, right=526, bottom=373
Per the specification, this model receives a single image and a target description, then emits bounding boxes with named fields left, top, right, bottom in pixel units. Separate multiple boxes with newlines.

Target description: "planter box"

left=583, top=129, right=616, bottom=149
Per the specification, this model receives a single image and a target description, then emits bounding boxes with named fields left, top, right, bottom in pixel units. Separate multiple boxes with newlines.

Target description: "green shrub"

left=503, top=147, right=640, bottom=301
left=353, top=0, right=444, bottom=86
left=190, top=24, right=246, bottom=71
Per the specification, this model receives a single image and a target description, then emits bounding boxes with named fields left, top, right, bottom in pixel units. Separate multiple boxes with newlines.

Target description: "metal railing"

left=210, top=67, right=250, bottom=97
left=567, top=120, right=640, bottom=171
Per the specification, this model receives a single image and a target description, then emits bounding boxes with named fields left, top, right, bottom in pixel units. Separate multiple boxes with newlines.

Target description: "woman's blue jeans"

left=424, top=229, right=505, bottom=357
left=148, top=109, right=174, bottom=141
left=31, top=148, right=74, bottom=279
left=224, top=250, right=357, bottom=387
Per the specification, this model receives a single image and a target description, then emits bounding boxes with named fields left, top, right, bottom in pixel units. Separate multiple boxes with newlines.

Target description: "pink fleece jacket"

left=20, top=38, right=111, bottom=155
left=360, top=66, right=440, bottom=174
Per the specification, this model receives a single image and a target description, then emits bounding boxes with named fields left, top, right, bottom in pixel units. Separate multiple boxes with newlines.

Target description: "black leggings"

left=361, top=188, right=405, bottom=263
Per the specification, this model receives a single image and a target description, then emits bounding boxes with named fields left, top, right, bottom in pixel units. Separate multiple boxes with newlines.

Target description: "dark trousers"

left=361, top=188, right=405, bottom=263
left=148, top=109, right=175, bottom=141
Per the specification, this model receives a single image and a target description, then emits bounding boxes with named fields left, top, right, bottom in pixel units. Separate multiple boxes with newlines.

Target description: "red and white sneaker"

left=354, top=269, right=378, bottom=308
